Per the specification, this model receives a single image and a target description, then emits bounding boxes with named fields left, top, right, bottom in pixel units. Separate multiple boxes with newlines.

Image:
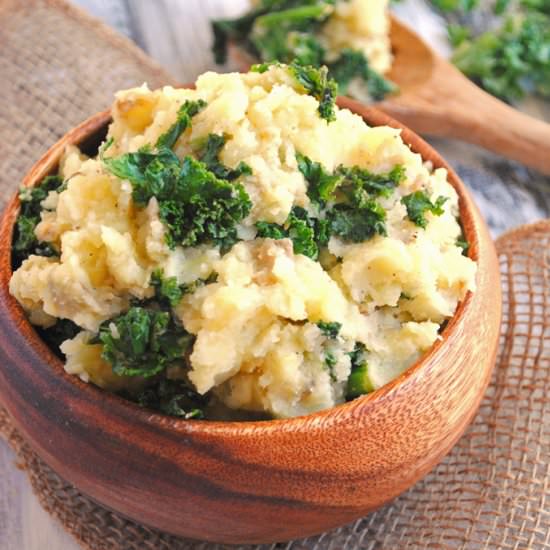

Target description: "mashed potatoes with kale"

left=10, top=66, right=475, bottom=419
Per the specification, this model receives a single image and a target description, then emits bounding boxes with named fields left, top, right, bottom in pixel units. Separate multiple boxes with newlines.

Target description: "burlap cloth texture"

left=1, top=1, right=549, bottom=548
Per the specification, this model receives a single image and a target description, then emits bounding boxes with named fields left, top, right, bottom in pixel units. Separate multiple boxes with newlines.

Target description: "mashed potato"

left=320, top=0, right=392, bottom=73
left=10, top=66, right=475, bottom=419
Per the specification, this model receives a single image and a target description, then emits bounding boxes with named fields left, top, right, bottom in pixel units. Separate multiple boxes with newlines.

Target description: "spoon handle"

left=380, top=58, right=550, bottom=175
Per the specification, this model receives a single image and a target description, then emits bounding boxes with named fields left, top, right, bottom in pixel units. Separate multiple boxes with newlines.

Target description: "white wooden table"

left=1, top=1, right=548, bottom=548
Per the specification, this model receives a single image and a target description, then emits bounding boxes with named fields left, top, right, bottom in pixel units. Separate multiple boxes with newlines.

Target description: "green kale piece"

left=324, top=350, right=338, bottom=381
left=151, top=269, right=218, bottom=307
left=430, top=0, right=478, bottom=12
left=456, top=237, right=470, bottom=254
left=401, top=191, right=448, bottom=229
left=337, top=164, right=405, bottom=199
left=199, top=134, right=252, bottom=181
left=296, top=152, right=343, bottom=206
left=157, top=156, right=252, bottom=250
left=297, top=152, right=397, bottom=243
left=346, top=363, right=375, bottom=398
left=346, top=342, right=374, bottom=399
left=256, top=206, right=329, bottom=260
left=287, top=32, right=326, bottom=66
left=447, top=24, right=471, bottom=47
left=98, top=307, right=194, bottom=378
left=317, top=321, right=342, bottom=338
left=136, top=379, right=207, bottom=419
left=327, top=199, right=387, bottom=243
left=13, top=175, right=65, bottom=267
left=104, top=149, right=252, bottom=251
left=255, top=221, right=288, bottom=240
left=212, top=7, right=266, bottom=64
left=156, top=100, right=207, bottom=150
left=328, top=48, right=398, bottom=100
left=251, top=4, right=333, bottom=62
left=452, top=12, right=550, bottom=102
left=289, top=62, right=338, bottom=122
left=151, top=269, right=183, bottom=307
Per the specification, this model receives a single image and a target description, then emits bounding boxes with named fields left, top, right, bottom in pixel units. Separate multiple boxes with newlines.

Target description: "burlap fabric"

left=0, top=1, right=549, bottom=548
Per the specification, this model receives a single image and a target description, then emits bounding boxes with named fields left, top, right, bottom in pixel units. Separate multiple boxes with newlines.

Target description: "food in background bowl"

left=212, top=0, right=397, bottom=101
left=9, top=64, right=475, bottom=420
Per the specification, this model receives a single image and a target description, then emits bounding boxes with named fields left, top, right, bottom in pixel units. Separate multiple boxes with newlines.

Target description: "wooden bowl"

left=0, top=99, right=501, bottom=544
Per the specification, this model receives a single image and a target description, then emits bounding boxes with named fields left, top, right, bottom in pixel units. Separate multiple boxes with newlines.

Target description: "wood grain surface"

left=379, top=19, right=550, bottom=174
left=0, top=102, right=501, bottom=544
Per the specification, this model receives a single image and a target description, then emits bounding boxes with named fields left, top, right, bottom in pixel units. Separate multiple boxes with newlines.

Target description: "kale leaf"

left=136, top=378, right=207, bottom=420
left=297, top=152, right=343, bottom=206
left=456, top=237, right=470, bottom=254
left=337, top=164, right=405, bottom=199
left=104, top=149, right=252, bottom=251
left=328, top=49, right=398, bottom=100
left=13, top=175, right=65, bottom=268
left=97, top=306, right=194, bottom=378
left=151, top=269, right=218, bottom=307
left=256, top=206, right=329, bottom=260
left=289, top=62, right=338, bottom=122
left=317, top=321, right=342, bottom=338
left=401, top=191, right=448, bottom=228
left=346, top=342, right=374, bottom=399
left=453, top=12, right=550, bottom=102
left=327, top=200, right=387, bottom=242
left=151, top=269, right=184, bottom=307
left=199, top=134, right=252, bottom=181
left=156, top=100, right=207, bottom=150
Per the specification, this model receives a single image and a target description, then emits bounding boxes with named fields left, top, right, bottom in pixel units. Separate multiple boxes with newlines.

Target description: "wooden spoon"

left=230, top=17, right=550, bottom=174
left=380, top=17, right=550, bottom=174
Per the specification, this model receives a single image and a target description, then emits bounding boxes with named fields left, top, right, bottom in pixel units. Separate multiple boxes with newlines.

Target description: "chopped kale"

left=324, top=350, right=338, bottom=381
left=98, top=137, right=114, bottom=159
left=433, top=0, right=550, bottom=102
left=255, top=221, right=288, bottom=240
left=151, top=269, right=218, bottom=307
left=297, top=152, right=396, bottom=243
left=104, top=148, right=252, bottom=252
left=151, top=269, right=184, bottom=307
left=13, top=174, right=66, bottom=268
left=401, top=191, right=448, bottom=228
left=328, top=49, right=398, bottom=100
left=289, top=62, right=338, bottom=122
left=337, top=164, right=405, bottom=199
left=452, top=12, right=550, bottom=102
left=256, top=206, right=329, bottom=260
left=97, top=307, right=194, bottom=378
left=136, top=379, right=206, bottom=419
left=346, top=342, right=374, bottom=399
left=317, top=321, right=342, bottom=338
left=296, top=152, right=343, bottom=206
left=346, top=363, right=375, bottom=398
left=199, top=134, right=252, bottom=181
left=456, top=237, right=470, bottom=254
left=327, top=199, right=387, bottom=242
left=156, top=100, right=207, bottom=150
left=180, top=272, right=219, bottom=295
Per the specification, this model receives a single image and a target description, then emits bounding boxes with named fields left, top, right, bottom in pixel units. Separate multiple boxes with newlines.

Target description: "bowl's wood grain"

left=0, top=102, right=501, bottom=544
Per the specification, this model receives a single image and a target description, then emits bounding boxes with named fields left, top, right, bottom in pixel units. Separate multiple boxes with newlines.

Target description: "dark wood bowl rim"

left=0, top=96, right=478, bottom=434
